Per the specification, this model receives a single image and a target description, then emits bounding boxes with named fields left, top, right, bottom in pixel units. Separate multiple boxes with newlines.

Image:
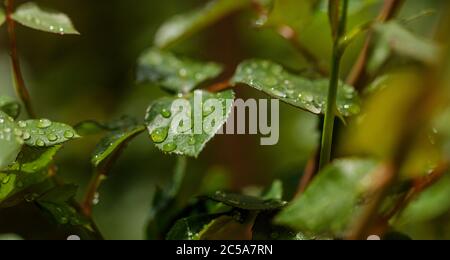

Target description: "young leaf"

left=145, top=90, right=234, bottom=157
left=0, top=8, right=5, bottom=27
left=154, top=0, right=251, bottom=48
left=0, top=146, right=61, bottom=204
left=36, top=185, right=89, bottom=226
left=0, top=112, right=23, bottom=170
left=232, top=60, right=360, bottom=116
left=207, top=191, right=287, bottom=211
left=0, top=96, right=21, bottom=119
left=373, top=21, right=442, bottom=65
left=166, top=213, right=225, bottom=240
left=17, top=119, right=80, bottom=147
left=137, top=48, right=223, bottom=94
left=12, top=2, right=80, bottom=35
left=91, top=125, right=146, bottom=167
left=275, top=159, right=379, bottom=236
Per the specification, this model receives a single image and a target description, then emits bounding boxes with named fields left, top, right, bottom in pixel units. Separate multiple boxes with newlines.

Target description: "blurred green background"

left=0, top=0, right=444, bottom=239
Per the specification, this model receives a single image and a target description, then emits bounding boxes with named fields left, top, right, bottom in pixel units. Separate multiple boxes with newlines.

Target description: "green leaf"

left=0, top=112, right=23, bottom=170
left=145, top=90, right=234, bottom=157
left=0, top=8, right=5, bottom=27
left=17, top=119, right=80, bottom=147
left=74, top=116, right=139, bottom=136
left=253, top=211, right=315, bottom=240
left=275, top=159, right=378, bottom=236
left=166, top=213, right=225, bottom=240
left=373, top=21, right=442, bottom=65
left=36, top=185, right=89, bottom=226
left=231, top=60, right=360, bottom=116
left=0, top=146, right=61, bottom=204
left=137, top=48, right=223, bottom=94
left=0, top=96, right=21, bottom=119
left=12, top=2, right=79, bottom=35
left=91, top=125, right=146, bottom=167
left=154, top=0, right=251, bottom=48
left=262, top=179, right=283, bottom=200
left=207, top=191, right=287, bottom=211
left=257, top=0, right=319, bottom=33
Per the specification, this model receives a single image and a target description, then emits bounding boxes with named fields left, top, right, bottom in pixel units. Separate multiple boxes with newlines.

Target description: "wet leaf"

left=17, top=119, right=80, bottom=147
left=137, top=48, right=223, bottom=94
left=0, top=111, right=23, bottom=170
left=232, top=60, right=360, bottom=116
left=275, top=159, right=378, bottom=236
left=166, top=213, right=225, bottom=240
left=145, top=90, right=234, bottom=157
left=154, top=0, right=251, bottom=48
left=253, top=211, right=314, bottom=240
left=0, top=96, right=21, bottom=120
left=207, top=191, right=287, bottom=211
left=12, top=2, right=79, bottom=35
left=91, top=125, right=146, bottom=167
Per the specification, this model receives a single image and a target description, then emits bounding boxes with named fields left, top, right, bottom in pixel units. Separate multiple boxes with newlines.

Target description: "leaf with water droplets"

left=207, top=191, right=287, bottom=211
left=91, top=125, right=146, bottom=167
left=166, top=213, right=226, bottom=240
left=0, top=111, right=23, bottom=170
left=0, top=8, right=5, bottom=27
left=145, top=90, right=234, bottom=157
left=232, top=60, right=360, bottom=116
left=12, top=2, right=79, bottom=35
left=0, top=96, right=21, bottom=120
left=0, top=146, right=61, bottom=204
left=17, top=119, right=80, bottom=147
left=154, top=0, right=251, bottom=48
left=36, top=185, right=89, bottom=226
left=137, top=48, right=223, bottom=94
left=275, top=159, right=378, bottom=236
left=253, top=211, right=316, bottom=240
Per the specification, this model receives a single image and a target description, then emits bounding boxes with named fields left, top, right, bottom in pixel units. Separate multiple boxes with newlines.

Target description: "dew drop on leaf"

left=47, top=133, right=58, bottom=142
left=151, top=127, right=169, bottom=143
left=64, top=130, right=75, bottom=139
left=37, top=119, right=52, bottom=129
left=162, top=142, right=177, bottom=152
left=161, top=108, right=172, bottom=118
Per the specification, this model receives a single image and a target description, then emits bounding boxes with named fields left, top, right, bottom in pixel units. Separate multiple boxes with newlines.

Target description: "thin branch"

left=346, top=0, right=405, bottom=88
left=6, top=0, right=36, bottom=118
left=295, top=150, right=319, bottom=197
left=207, top=80, right=233, bottom=92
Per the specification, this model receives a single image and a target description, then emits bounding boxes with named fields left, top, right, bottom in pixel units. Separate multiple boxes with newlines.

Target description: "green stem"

left=319, top=0, right=348, bottom=170
left=6, top=0, right=36, bottom=118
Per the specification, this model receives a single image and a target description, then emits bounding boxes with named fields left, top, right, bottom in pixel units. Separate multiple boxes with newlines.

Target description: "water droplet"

left=25, top=193, right=39, bottom=203
left=14, top=128, right=23, bottom=137
left=188, top=136, right=196, bottom=145
left=49, top=25, right=55, bottom=31
left=2, top=175, right=11, bottom=184
left=151, top=128, right=168, bottom=143
left=162, top=142, right=177, bottom=152
left=37, top=119, right=52, bottom=129
left=64, top=130, right=75, bottom=139
left=92, top=192, right=100, bottom=205
left=270, top=88, right=287, bottom=98
left=264, top=77, right=278, bottom=86
left=178, top=68, right=188, bottom=77
left=47, top=133, right=58, bottom=142
left=67, top=235, right=81, bottom=240
left=203, top=106, right=215, bottom=117
left=35, top=139, right=45, bottom=147
left=161, top=108, right=171, bottom=118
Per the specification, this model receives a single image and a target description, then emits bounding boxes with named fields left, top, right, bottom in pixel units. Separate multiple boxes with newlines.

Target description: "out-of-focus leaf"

left=373, top=21, right=442, bottom=65
left=154, top=0, right=251, bottom=48
left=396, top=174, right=450, bottom=225
left=91, top=125, right=145, bottom=167
left=434, top=107, right=450, bottom=159
left=0, top=8, right=5, bottom=27
left=0, top=111, right=23, bottom=170
left=275, top=159, right=378, bottom=236
left=262, top=179, right=283, bottom=200
left=256, top=0, right=319, bottom=33
left=0, top=96, right=21, bottom=119
left=137, top=48, right=223, bottom=94
left=17, top=119, right=80, bottom=147
left=145, top=90, right=234, bottom=157
left=342, top=72, right=423, bottom=159
left=166, top=213, right=225, bottom=240
left=0, top=146, right=61, bottom=204
left=36, top=185, right=89, bottom=226
left=12, top=2, right=79, bottom=35
left=207, top=191, right=287, bottom=211
left=0, top=234, right=23, bottom=240
left=232, top=60, right=360, bottom=116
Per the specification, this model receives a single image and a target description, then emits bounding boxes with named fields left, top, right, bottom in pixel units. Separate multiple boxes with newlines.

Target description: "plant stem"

left=5, top=0, right=36, bottom=118
left=318, top=0, right=348, bottom=170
